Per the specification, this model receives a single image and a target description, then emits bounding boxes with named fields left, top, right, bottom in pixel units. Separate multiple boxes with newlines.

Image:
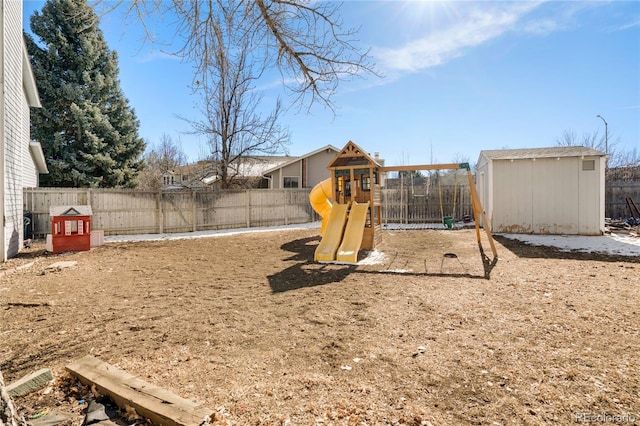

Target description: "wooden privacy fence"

left=24, top=181, right=639, bottom=238
left=605, top=182, right=640, bottom=219
left=380, top=185, right=473, bottom=224
left=24, top=188, right=317, bottom=237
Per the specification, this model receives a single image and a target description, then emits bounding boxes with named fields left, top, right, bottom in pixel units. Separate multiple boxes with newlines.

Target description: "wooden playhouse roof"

left=328, top=141, right=383, bottom=168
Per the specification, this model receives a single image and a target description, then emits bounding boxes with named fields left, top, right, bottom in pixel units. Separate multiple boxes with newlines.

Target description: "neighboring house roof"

left=164, top=155, right=294, bottom=188
left=29, top=141, right=49, bottom=173
left=479, top=146, right=605, bottom=161
left=22, top=37, right=41, bottom=108
left=262, top=145, right=340, bottom=175
left=233, top=156, right=293, bottom=177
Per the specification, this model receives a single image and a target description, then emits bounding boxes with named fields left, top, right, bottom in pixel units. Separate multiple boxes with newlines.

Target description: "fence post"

left=192, top=190, right=197, bottom=232
left=283, top=190, right=288, bottom=226
left=404, top=188, right=408, bottom=224
left=245, top=190, right=251, bottom=228
left=157, top=191, right=164, bottom=234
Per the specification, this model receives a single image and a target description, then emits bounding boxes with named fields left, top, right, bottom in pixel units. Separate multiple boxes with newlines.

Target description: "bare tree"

left=136, top=133, right=187, bottom=190
left=179, top=3, right=290, bottom=189
left=555, top=129, right=608, bottom=151
left=98, top=0, right=378, bottom=113
left=553, top=128, right=635, bottom=167
left=616, top=146, right=640, bottom=167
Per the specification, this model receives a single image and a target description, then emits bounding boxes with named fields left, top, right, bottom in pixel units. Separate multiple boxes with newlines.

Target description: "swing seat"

left=443, top=216, right=454, bottom=229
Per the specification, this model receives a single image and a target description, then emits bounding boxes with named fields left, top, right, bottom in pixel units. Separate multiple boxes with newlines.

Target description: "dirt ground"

left=1, top=227, right=638, bottom=425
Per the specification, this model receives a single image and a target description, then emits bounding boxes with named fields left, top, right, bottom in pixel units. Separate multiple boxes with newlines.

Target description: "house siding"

left=270, top=169, right=283, bottom=189
left=306, top=150, right=335, bottom=188
left=2, top=0, right=38, bottom=260
left=264, top=146, right=339, bottom=190
left=282, top=162, right=301, bottom=187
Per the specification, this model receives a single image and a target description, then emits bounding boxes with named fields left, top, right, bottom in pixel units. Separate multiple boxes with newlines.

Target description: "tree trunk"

left=0, top=371, right=26, bottom=426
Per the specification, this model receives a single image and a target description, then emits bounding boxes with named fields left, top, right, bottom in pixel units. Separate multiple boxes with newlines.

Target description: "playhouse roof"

left=50, top=205, right=93, bottom=217
left=328, top=141, right=383, bottom=168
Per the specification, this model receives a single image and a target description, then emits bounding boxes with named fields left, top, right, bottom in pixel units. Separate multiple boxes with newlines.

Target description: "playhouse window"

left=64, top=220, right=77, bottom=235
left=361, top=176, right=371, bottom=191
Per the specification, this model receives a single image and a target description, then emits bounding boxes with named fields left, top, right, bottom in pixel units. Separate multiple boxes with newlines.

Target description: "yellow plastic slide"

left=314, top=202, right=350, bottom=262
left=336, top=201, right=370, bottom=264
left=308, top=178, right=333, bottom=235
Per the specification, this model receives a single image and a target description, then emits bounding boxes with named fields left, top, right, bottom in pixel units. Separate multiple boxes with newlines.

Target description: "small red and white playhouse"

left=49, top=205, right=93, bottom=254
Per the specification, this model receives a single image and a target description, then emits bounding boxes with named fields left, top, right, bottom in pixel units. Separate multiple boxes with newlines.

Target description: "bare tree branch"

left=177, top=3, right=290, bottom=188
left=95, top=0, right=379, bottom=112
left=554, top=128, right=633, bottom=167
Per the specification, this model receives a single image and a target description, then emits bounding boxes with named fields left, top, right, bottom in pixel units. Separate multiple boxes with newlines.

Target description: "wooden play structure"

left=309, top=141, right=498, bottom=264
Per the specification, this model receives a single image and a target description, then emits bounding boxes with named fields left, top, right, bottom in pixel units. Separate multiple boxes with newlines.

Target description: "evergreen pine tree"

left=25, top=0, right=145, bottom=188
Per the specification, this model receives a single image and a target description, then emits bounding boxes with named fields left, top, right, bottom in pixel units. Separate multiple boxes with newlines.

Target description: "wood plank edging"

left=66, top=355, right=213, bottom=426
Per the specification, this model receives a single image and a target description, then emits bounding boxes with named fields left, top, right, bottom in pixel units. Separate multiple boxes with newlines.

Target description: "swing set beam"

left=379, top=162, right=470, bottom=173
left=379, top=162, right=498, bottom=260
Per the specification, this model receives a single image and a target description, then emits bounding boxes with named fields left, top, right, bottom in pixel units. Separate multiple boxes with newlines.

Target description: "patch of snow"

left=358, top=249, right=387, bottom=265
left=500, top=232, right=640, bottom=257
left=104, top=222, right=320, bottom=243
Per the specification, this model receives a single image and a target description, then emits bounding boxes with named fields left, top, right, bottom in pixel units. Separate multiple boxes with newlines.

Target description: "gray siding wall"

left=270, top=169, right=283, bottom=189
left=306, top=150, right=335, bottom=188
left=282, top=162, right=301, bottom=186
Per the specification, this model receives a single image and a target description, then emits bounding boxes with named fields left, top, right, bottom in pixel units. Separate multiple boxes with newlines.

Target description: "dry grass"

left=1, top=228, right=638, bottom=425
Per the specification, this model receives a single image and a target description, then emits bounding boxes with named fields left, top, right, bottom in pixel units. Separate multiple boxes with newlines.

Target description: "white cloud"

left=137, top=49, right=181, bottom=64
left=615, top=18, right=640, bottom=31
left=372, top=2, right=544, bottom=73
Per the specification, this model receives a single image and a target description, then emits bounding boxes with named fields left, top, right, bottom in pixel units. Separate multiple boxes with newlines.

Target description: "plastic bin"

left=24, top=211, right=32, bottom=239
left=443, top=216, right=454, bottom=229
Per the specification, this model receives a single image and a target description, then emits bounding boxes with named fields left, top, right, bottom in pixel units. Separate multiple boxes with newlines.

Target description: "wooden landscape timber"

left=66, top=355, right=213, bottom=426
left=0, top=371, right=27, bottom=426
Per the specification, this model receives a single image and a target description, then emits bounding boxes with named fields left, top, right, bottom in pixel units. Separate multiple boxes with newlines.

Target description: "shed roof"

left=479, top=146, right=605, bottom=161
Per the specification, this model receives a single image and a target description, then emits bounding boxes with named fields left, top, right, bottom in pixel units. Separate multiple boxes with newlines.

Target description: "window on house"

left=284, top=177, right=299, bottom=188
left=582, top=159, right=595, bottom=171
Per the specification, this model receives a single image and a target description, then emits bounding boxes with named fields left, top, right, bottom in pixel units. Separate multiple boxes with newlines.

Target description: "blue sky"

left=23, top=1, right=639, bottom=167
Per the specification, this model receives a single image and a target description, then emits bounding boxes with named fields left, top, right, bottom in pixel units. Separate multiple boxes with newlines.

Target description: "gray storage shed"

left=476, top=147, right=606, bottom=235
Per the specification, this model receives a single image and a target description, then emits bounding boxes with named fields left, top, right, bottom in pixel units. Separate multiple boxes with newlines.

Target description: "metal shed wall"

left=478, top=155, right=604, bottom=235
